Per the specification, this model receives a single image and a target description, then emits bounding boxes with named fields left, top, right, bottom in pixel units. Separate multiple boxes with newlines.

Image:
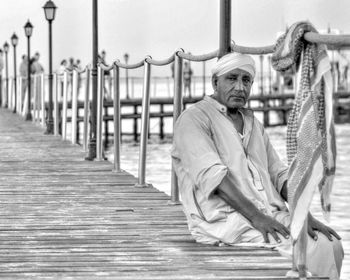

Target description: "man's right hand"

left=250, top=213, right=290, bottom=243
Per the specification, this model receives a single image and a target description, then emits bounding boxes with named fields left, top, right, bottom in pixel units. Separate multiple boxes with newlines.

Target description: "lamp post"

left=11, top=33, right=18, bottom=113
left=124, top=53, right=129, bottom=99
left=43, top=0, right=57, bottom=134
left=86, top=0, right=98, bottom=160
left=3, top=42, right=9, bottom=108
left=24, top=20, right=33, bottom=121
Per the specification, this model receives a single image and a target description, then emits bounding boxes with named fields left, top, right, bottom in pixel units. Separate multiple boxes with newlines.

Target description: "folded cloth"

left=272, top=21, right=336, bottom=240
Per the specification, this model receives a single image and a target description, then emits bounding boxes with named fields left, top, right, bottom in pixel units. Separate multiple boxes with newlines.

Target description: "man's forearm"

left=216, top=174, right=262, bottom=222
left=216, top=173, right=290, bottom=242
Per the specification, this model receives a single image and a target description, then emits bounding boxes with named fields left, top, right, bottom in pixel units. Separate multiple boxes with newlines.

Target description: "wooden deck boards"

left=0, top=109, right=327, bottom=279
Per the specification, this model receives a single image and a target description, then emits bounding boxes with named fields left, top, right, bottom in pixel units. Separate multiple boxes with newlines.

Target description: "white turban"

left=211, top=52, right=256, bottom=78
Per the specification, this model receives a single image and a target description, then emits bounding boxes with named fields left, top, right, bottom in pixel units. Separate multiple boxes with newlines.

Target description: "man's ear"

left=211, top=75, right=218, bottom=90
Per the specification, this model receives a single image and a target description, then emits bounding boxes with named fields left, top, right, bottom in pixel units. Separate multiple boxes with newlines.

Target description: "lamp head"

left=43, top=0, right=57, bottom=22
left=3, top=42, right=9, bottom=53
left=11, top=33, right=18, bottom=47
left=24, top=20, right=34, bottom=37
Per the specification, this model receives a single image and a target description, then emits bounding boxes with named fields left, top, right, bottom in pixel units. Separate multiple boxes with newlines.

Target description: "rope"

left=60, top=30, right=350, bottom=73
left=145, top=54, right=175, bottom=66
left=177, top=50, right=218, bottom=61
left=304, top=33, right=350, bottom=47
left=114, top=59, right=144, bottom=69
left=232, top=44, right=275, bottom=55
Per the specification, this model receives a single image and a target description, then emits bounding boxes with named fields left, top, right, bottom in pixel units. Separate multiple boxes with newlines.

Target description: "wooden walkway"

left=0, top=109, right=326, bottom=279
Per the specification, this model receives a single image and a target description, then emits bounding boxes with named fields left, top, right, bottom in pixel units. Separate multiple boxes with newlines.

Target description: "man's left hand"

left=307, top=213, right=341, bottom=241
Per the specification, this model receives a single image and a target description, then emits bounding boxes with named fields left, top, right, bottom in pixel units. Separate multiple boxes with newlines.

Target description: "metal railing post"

left=113, top=65, right=122, bottom=173
left=54, top=73, right=59, bottom=136
left=83, top=69, right=90, bottom=151
left=135, top=58, right=151, bottom=188
left=96, top=66, right=104, bottom=160
left=71, top=70, right=78, bottom=144
left=62, top=71, right=68, bottom=140
left=8, top=77, right=13, bottom=110
left=202, top=61, right=206, bottom=96
left=219, top=0, right=231, bottom=58
left=33, top=75, right=38, bottom=123
left=153, top=77, right=157, bottom=97
left=18, top=78, right=22, bottom=115
left=40, top=73, right=45, bottom=127
left=170, top=51, right=183, bottom=204
left=16, top=78, right=20, bottom=114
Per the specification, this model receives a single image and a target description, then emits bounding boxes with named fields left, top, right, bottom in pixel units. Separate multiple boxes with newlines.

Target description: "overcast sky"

left=1, top=0, right=350, bottom=76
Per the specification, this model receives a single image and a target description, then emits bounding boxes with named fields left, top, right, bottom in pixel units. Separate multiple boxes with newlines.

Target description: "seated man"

left=171, top=52, right=343, bottom=280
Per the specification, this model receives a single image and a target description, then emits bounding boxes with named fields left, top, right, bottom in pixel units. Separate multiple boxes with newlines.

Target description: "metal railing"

left=1, top=28, right=350, bottom=205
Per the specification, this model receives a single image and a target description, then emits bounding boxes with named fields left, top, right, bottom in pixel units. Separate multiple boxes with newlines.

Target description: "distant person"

left=67, top=57, right=75, bottom=98
left=75, top=59, right=83, bottom=94
left=67, top=57, right=75, bottom=71
left=58, top=59, right=67, bottom=100
left=30, top=52, right=44, bottom=111
left=183, top=61, right=193, bottom=97
left=58, top=59, right=67, bottom=75
left=31, top=52, right=44, bottom=74
left=19, top=55, right=28, bottom=111
left=0, top=49, right=3, bottom=106
left=99, top=50, right=111, bottom=99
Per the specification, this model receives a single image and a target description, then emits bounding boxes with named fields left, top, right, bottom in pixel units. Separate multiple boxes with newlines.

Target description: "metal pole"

left=4, top=50, right=9, bottom=108
left=40, top=73, right=45, bottom=127
left=202, top=61, right=206, bottom=96
left=86, top=0, right=98, bottom=160
left=71, top=70, right=78, bottom=144
left=259, top=55, right=264, bottom=95
left=8, top=78, right=13, bottom=109
left=62, top=71, right=68, bottom=139
left=135, top=59, right=151, bottom=188
left=170, top=51, right=183, bottom=204
left=268, top=55, right=272, bottom=94
left=13, top=45, right=17, bottom=113
left=45, top=20, right=54, bottom=134
left=124, top=53, right=129, bottom=99
left=33, top=75, right=37, bottom=122
left=18, top=77, right=22, bottom=114
left=83, top=69, right=90, bottom=151
left=25, top=36, right=32, bottom=121
left=54, top=73, right=59, bottom=136
left=113, top=65, right=122, bottom=172
left=126, top=68, right=129, bottom=99
left=96, top=66, right=104, bottom=160
left=218, top=0, right=231, bottom=58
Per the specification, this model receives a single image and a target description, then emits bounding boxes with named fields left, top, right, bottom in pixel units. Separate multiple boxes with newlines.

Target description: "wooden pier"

left=0, top=108, right=331, bottom=279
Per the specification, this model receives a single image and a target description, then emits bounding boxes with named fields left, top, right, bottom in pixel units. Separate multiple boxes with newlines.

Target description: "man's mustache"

left=228, top=91, right=246, bottom=99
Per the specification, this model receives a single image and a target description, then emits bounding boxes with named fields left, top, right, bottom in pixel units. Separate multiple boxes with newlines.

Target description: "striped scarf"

left=272, top=21, right=336, bottom=240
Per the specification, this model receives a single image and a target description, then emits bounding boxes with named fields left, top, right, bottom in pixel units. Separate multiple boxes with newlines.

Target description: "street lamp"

left=43, top=0, right=57, bottom=134
left=11, top=33, right=18, bottom=113
left=124, top=53, right=129, bottom=99
left=24, top=20, right=33, bottom=121
left=3, top=42, right=9, bottom=108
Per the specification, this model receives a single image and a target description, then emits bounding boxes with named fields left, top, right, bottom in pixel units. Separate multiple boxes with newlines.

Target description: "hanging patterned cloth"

left=272, top=21, right=337, bottom=240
